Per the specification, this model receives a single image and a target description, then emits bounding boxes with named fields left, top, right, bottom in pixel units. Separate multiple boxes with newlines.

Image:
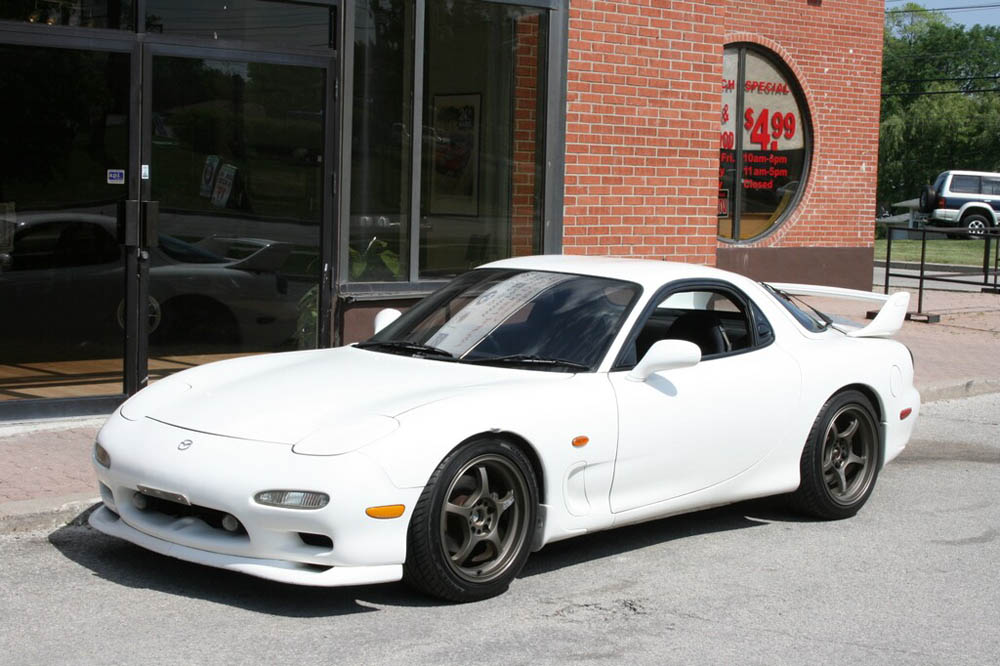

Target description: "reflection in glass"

left=0, top=0, right=132, bottom=29
left=718, top=49, right=738, bottom=239
left=150, top=56, right=324, bottom=361
left=145, top=0, right=334, bottom=48
left=349, top=0, right=413, bottom=282
left=0, top=45, right=130, bottom=400
left=420, top=0, right=546, bottom=278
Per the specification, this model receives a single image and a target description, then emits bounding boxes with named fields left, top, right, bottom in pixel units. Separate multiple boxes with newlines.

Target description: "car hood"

left=130, top=346, right=570, bottom=444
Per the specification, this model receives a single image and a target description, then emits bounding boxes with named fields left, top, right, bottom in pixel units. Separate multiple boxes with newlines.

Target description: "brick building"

left=563, top=0, right=882, bottom=286
left=0, top=0, right=882, bottom=418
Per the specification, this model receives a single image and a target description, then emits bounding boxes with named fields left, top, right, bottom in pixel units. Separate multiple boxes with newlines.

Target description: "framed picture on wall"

left=429, top=93, right=480, bottom=216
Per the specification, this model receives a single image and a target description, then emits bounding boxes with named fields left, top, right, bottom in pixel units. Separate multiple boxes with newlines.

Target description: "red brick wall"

left=563, top=0, right=884, bottom=265
left=511, top=13, right=541, bottom=257
left=723, top=0, right=884, bottom=249
left=562, top=0, right=725, bottom=264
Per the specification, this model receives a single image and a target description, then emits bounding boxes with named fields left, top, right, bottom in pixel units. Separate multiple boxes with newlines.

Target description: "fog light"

left=221, top=514, right=240, bottom=532
left=254, top=490, right=329, bottom=510
left=94, top=442, right=111, bottom=468
left=132, top=492, right=148, bottom=511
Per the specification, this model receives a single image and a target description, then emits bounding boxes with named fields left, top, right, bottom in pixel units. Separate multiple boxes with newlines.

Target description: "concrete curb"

left=0, top=493, right=99, bottom=535
left=2, top=381, right=999, bottom=537
left=919, top=378, right=1000, bottom=404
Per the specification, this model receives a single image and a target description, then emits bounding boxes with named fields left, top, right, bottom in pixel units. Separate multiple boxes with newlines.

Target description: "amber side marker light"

left=366, top=504, right=405, bottom=519
left=900, top=408, right=913, bottom=420
left=572, top=436, right=589, bottom=448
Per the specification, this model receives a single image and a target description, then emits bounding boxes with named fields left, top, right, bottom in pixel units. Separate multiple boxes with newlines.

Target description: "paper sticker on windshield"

left=107, top=169, right=125, bottom=185
left=427, top=271, right=571, bottom=355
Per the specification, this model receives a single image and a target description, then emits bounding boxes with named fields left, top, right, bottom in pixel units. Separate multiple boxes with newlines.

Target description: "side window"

left=750, top=301, right=774, bottom=345
left=630, top=288, right=753, bottom=364
left=11, top=221, right=119, bottom=271
left=983, top=177, right=1000, bottom=196
left=950, top=175, right=980, bottom=194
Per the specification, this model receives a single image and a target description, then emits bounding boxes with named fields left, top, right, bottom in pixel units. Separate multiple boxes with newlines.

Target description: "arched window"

left=719, top=45, right=811, bottom=242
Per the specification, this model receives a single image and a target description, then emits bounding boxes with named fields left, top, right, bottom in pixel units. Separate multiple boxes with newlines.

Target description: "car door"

left=607, top=281, right=800, bottom=514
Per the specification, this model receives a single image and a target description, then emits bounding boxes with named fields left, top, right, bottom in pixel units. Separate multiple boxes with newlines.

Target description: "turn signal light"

left=899, top=408, right=912, bottom=420
left=572, top=436, right=589, bottom=448
left=254, top=490, right=329, bottom=510
left=365, top=504, right=406, bottom=519
left=94, top=442, right=112, bottom=468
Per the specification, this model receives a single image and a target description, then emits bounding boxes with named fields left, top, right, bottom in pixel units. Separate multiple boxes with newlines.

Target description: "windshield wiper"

left=355, top=340, right=456, bottom=360
left=462, top=354, right=591, bottom=372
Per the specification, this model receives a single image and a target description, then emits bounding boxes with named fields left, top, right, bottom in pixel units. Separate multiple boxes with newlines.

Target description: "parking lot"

left=1, top=393, right=997, bottom=665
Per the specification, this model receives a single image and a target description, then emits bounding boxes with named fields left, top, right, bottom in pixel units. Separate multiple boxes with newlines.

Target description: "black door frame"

left=0, top=24, right=339, bottom=420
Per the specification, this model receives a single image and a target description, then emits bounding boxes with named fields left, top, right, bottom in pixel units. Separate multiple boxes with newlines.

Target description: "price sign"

left=743, top=108, right=796, bottom=152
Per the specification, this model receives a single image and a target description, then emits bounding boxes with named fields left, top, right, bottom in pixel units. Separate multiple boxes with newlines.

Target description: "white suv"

left=919, top=170, right=1000, bottom=236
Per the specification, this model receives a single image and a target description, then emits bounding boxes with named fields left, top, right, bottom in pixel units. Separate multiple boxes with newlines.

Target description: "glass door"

left=138, top=46, right=333, bottom=386
left=0, top=41, right=134, bottom=404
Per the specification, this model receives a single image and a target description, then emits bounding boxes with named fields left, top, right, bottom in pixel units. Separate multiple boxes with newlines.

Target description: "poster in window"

left=430, top=94, right=480, bottom=216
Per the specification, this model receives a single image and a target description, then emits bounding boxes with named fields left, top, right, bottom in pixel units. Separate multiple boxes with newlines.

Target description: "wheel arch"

left=959, top=204, right=997, bottom=225
left=828, top=383, right=886, bottom=462
left=449, top=430, right=546, bottom=507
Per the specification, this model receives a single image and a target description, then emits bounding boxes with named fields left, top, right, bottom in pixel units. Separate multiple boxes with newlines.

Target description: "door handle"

left=117, top=199, right=140, bottom=246
left=141, top=200, right=159, bottom=249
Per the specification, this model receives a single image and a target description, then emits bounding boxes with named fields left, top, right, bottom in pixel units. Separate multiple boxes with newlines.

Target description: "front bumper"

left=90, top=506, right=402, bottom=586
left=91, top=411, right=419, bottom=587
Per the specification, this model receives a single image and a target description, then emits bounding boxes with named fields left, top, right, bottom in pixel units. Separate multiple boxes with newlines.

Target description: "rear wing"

left=765, top=282, right=910, bottom=339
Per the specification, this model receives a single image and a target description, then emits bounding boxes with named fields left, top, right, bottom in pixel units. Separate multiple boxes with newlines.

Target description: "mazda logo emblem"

left=178, top=439, right=193, bottom=451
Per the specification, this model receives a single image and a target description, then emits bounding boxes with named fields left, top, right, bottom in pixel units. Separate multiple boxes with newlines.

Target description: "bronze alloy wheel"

left=439, top=453, right=531, bottom=584
left=821, top=404, right=878, bottom=507
left=792, top=390, right=882, bottom=520
left=404, top=439, right=538, bottom=602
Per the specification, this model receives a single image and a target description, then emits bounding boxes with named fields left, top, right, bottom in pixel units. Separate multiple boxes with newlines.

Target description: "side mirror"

left=373, top=308, right=402, bottom=335
left=626, top=339, right=701, bottom=382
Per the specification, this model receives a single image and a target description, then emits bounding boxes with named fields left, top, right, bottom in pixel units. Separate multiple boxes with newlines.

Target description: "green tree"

left=879, top=3, right=1000, bottom=208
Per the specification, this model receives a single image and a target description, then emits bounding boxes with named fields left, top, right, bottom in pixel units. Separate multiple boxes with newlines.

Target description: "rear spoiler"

left=765, top=282, right=910, bottom=338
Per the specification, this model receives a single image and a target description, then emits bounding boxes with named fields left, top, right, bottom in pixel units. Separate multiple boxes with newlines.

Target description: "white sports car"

left=90, top=255, right=920, bottom=601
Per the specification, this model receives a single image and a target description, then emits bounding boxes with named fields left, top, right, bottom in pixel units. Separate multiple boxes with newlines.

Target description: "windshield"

left=363, top=269, right=641, bottom=370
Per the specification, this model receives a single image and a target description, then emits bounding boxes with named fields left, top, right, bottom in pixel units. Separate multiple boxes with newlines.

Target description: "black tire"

left=404, top=438, right=538, bottom=602
left=791, top=390, right=882, bottom=520
left=918, top=184, right=937, bottom=213
left=962, top=213, right=990, bottom=238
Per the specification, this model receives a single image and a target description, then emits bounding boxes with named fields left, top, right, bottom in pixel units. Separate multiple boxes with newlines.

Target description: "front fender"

left=356, top=373, right=619, bottom=512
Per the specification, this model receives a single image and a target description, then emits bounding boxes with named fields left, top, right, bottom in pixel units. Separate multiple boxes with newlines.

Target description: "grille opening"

left=298, top=532, right=333, bottom=549
left=137, top=493, right=247, bottom=535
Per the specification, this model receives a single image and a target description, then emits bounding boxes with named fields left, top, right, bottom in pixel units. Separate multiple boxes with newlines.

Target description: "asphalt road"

left=2, top=395, right=998, bottom=665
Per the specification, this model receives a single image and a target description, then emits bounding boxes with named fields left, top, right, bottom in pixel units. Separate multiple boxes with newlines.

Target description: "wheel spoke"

left=845, top=451, right=866, bottom=469
left=837, top=417, right=859, bottom=442
left=445, top=500, right=472, bottom=520
left=495, top=490, right=516, bottom=517
left=833, top=465, right=848, bottom=495
left=450, top=531, right=480, bottom=566
left=466, top=465, right=490, bottom=505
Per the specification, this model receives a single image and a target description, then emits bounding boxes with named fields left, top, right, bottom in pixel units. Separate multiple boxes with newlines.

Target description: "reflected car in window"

left=0, top=213, right=301, bottom=362
left=89, top=255, right=920, bottom=602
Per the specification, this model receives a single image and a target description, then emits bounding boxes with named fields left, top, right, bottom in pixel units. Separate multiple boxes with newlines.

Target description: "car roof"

left=944, top=170, right=1000, bottom=178
left=480, top=254, right=745, bottom=292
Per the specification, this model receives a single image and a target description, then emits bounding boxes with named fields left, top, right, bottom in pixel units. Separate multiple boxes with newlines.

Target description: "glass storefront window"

left=150, top=56, right=325, bottom=358
left=144, top=0, right=335, bottom=47
left=0, top=44, right=131, bottom=401
left=718, top=45, right=810, bottom=242
left=1, top=1, right=132, bottom=29
left=419, top=0, right=545, bottom=278
left=349, top=0, right=547, bottom=282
